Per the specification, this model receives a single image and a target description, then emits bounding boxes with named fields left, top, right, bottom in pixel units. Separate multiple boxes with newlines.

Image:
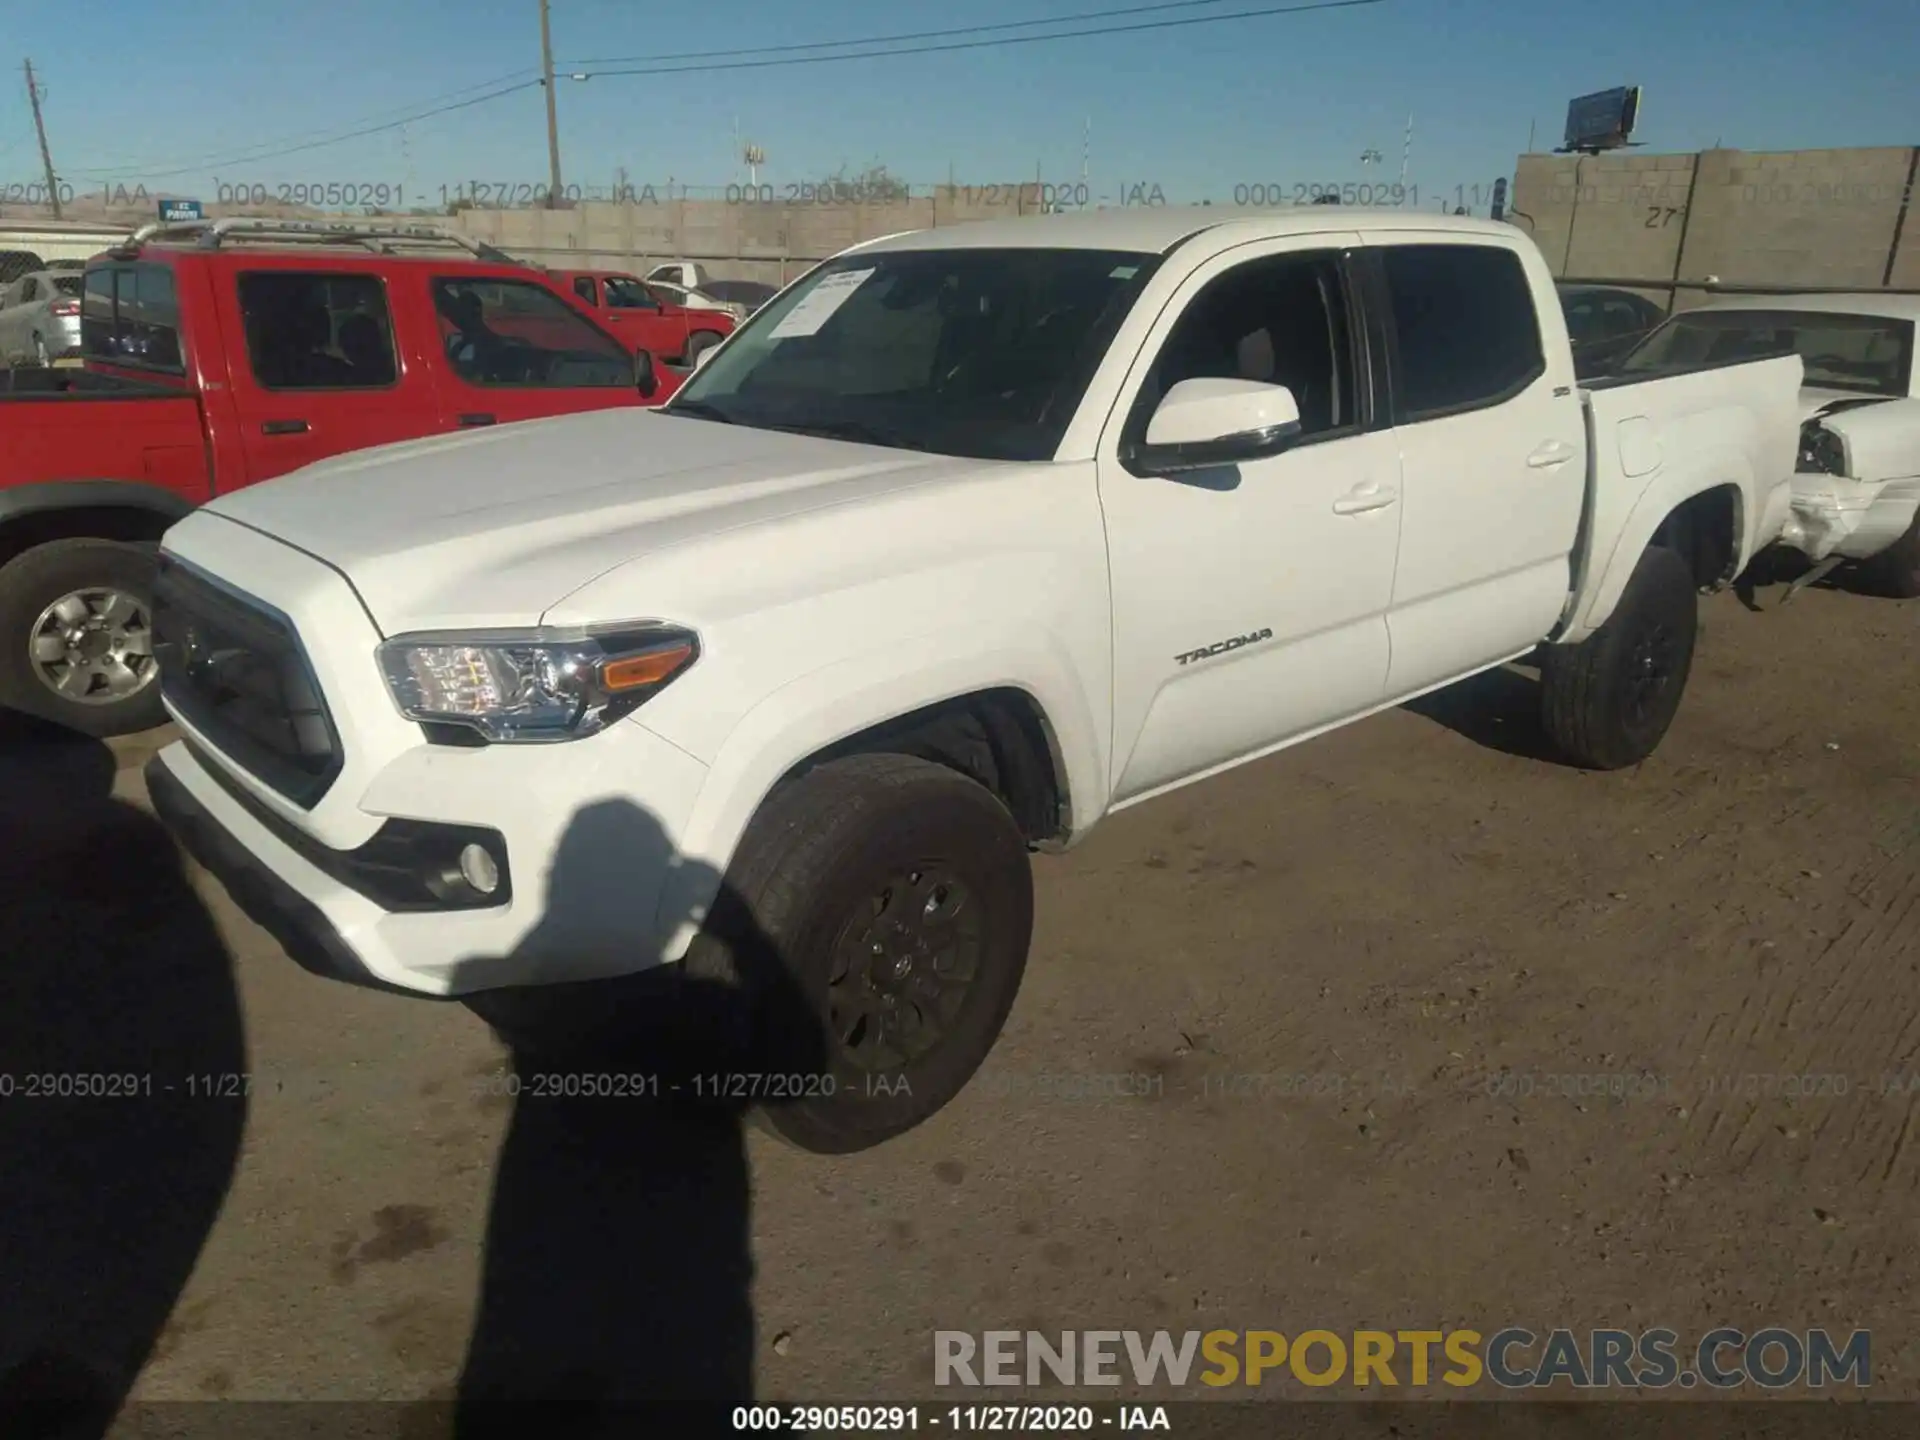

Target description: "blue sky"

left=3, top=0, right=1916, bottom=211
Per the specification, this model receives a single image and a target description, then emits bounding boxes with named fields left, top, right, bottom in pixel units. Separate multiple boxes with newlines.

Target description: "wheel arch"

left=0, top=481, right=193, bottom=570
left=1562, top=471, right=1750, bottom=644
left=649, top=657, right=1102, bottom=963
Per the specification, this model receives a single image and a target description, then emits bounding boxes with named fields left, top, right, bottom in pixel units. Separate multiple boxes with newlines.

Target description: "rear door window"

left=80, top=262, right=185, bottom=372
left=237, top=272, right=397, bottom=390
left=571, top=276, right=597, bottom=307
left=1381, top=244, right=1545, bottom=421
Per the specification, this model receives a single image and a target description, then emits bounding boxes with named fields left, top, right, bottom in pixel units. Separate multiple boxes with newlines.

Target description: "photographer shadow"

left=452, top=798, right=828, bottom=1440
left=0, top=712, right=247, bottom=1439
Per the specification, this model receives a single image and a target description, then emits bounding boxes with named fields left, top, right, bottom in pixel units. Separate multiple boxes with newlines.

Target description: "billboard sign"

left=1561, top=87, right=1642, bottom=153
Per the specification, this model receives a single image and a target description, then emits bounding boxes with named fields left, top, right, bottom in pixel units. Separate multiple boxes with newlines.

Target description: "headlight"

left=378, top=624, right=698, bottom=743
left=1797, top=423, right=1848, bottom=476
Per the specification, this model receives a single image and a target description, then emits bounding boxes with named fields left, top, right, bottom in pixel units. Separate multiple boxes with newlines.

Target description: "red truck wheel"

left=0, top=538, right=167, bottom=737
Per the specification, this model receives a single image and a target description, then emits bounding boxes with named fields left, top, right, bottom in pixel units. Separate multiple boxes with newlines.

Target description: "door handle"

left=1332, top=484, right=1398, bottom=516
left=457, top=412, right=497, bottom=427
left=260, top=419, right=308, bottom=435
left=1527, top=440, right=1576, bottom=468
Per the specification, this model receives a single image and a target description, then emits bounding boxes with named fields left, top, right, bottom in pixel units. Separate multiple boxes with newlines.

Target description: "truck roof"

left=106, top=217, right=527, bottom=268
left=851, top=207, right=1523, bottom=256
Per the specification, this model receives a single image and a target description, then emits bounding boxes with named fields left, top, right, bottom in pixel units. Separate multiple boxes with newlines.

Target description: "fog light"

left=458, top=843, right=500, bottom=896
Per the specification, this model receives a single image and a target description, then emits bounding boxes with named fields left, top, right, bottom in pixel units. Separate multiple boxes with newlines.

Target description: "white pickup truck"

left=1616, top=293, right=1920, bottom=597
left=143, top=210, right=1804, bottom=1153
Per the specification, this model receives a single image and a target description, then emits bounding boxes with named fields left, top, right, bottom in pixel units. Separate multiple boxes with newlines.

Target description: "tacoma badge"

left=1175, top=628, right=1273, bottom=666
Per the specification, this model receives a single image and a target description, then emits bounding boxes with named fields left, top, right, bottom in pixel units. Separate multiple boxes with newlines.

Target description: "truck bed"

left=1560, top=353, right=1806, bottom=642
left=0, top=368, right=208, bottom=495
left=0, top=365, right=179, bottom=398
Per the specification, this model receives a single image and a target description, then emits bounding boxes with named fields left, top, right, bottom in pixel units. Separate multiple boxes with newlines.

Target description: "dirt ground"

left=1, top=572, right=1915, bottom=1420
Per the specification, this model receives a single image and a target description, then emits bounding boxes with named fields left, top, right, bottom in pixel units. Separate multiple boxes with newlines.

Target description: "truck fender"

left=0, top=479, right=195, bottom=537
left=1560, top=454, right=1754, bottom=644
left=647, top=638, right=1105, bottom=962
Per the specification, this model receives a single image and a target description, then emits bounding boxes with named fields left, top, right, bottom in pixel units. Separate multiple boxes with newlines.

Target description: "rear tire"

left=1858, top=512, right=1920, bottom=599
left=1540, top=543, right=1698, bottom=770
left=684, top=753, right=1035, bottom=1154
left=0, top=538, right=167, bottom=737
left=682, top=329, right=724, bottom=366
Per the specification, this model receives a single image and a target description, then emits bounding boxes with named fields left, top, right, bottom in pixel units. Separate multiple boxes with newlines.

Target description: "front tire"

left=1540, top=543, right=1698, bottom=770
left=685, top=753, right=1035, bottom=1154
left=1858, top=512, right=1920, bottom=599
left=0, top=538, right=167, bottom=737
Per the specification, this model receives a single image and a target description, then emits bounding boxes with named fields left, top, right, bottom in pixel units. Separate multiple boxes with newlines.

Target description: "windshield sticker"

left=767, top=267, right=876, bottom=338
left=1110, top=265, right=1139, bottom=279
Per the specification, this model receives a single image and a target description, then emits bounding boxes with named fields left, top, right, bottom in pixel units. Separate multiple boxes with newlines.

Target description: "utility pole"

left=539, top=0, right=564, bottom=208
left=24, top=60, right=62, bottom=220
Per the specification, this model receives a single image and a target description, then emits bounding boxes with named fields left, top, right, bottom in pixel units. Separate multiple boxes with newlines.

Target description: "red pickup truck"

left=0, top=217, right=679, bottom=737
left=550, top=268, right=737, bottom=366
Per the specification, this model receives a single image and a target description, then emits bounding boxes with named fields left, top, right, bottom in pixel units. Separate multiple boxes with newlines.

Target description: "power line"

left=65, top=69, right=544, bottom=181
left=567, top=0, right=1258, bottom=66
left=48, top=0, right=1386, bottom=182
left=580, top=0, right=1389, bottom=80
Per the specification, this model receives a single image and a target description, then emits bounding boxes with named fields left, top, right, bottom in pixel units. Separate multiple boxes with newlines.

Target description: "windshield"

left=51, top=275, right=83, bottom=297
left=1619, top=308, right=1915, bottom=395
left=666, top=246, right=1162, bottom=461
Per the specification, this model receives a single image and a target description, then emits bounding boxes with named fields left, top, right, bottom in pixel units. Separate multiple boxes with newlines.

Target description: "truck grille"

left=152, top=556, right=343, bottom=807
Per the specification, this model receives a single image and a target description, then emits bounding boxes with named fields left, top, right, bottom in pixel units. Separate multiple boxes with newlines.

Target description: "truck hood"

left=1799, top=386, right=1900, bottom=421
left=203, top=409, right=974, bottom=633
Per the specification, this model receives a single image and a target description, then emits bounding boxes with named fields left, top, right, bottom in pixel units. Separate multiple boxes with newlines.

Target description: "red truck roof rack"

left=111, top=216, right=523, bottom=265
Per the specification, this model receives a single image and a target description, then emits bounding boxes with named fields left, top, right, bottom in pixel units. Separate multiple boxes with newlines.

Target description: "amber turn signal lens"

left=598, top=643, right=695, bottom=692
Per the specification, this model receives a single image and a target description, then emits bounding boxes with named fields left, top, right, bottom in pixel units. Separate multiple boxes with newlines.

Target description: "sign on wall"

left=1561, top=88, right=1642, bottom=154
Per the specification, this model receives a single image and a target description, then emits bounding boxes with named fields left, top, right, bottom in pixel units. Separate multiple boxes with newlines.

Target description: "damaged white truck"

left=1619, top=293, right=1920, bottom=597
left=143, top=210, right=1805, bottom=1153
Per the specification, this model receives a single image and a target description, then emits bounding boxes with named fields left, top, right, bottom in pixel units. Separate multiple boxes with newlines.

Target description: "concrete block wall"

left=455, top=185, right=1038, bottom=285
left=1671, top=145, right=1914, bottom=305
left=1513, top=144, right=1918, bottom=309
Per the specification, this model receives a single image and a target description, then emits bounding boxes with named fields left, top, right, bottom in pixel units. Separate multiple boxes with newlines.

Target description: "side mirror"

left=633, top=348, right=658, bottom=398
left=1128, top=378, right=1303, bottom=475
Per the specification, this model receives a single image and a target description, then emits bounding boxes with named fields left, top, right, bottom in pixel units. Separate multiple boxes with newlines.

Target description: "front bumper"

left=146, top=752, right=426, bottom=997
left=1781, top=473, right=1920, bottom=562
left=149, top=725, right=713, bottom=997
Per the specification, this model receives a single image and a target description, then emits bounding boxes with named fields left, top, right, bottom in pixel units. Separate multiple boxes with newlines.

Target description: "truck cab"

left=551, top=268, right=738, bottom=366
